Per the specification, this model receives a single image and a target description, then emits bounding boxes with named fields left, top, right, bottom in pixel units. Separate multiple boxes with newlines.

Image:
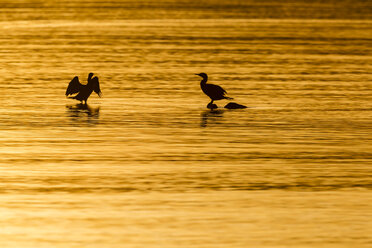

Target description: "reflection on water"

left=66, top=103, right=100, bottom=118
left=66, top=103, right=100, bottom=125
left=200, top=109, right=224, bottom=128
left=0, top=1, right=372, bottom=247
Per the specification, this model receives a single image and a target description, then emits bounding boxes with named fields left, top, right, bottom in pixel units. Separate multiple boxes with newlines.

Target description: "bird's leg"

left=207, top=100, right=216, bottom=110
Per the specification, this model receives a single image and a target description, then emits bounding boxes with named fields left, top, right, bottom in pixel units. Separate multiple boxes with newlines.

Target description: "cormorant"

left=66, top=73, right=102, bottom=104
left=196, top=73, right=232, bottom=107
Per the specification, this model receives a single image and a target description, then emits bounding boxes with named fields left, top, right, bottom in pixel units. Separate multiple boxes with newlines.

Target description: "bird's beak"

left=195, top=74, right=200, bottom=76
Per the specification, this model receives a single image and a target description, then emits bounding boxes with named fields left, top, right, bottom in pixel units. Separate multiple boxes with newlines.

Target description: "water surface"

left=0, top=1, right=371, bottom=247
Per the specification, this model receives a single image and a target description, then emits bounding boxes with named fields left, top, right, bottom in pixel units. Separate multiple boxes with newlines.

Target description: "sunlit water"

left=0, top=1, right=372, bottom=247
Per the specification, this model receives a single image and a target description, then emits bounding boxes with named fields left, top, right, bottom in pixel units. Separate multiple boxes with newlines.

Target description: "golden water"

left=0, top=1, right=371, bottom=247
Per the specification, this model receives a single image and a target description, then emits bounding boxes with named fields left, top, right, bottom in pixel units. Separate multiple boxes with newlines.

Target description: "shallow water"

left=0, top=1, right=372, bottom=247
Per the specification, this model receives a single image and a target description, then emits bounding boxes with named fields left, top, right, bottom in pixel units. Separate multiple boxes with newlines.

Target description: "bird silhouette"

left=196, top=73, right=232, bottom=107
left=66, top=73, right=102, bottom=104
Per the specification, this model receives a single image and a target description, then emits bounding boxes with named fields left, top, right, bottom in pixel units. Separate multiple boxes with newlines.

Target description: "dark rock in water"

left=224, top=102, right=247, bottom=109
left=207, top=103, right=218, bottom=110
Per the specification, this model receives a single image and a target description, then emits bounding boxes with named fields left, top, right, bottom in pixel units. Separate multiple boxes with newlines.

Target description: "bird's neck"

left=200, top=77, right=208, bottom=86
left=87, top=76, right=93, bottom=85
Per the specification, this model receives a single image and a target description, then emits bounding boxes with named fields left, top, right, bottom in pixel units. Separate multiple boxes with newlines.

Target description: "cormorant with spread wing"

left=196, top=73, right=232, bottom=106
left=66, top=73, right=102, bottom=104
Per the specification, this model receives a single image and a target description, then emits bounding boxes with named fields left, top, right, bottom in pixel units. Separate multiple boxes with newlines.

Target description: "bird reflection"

left=66, top=103, right=100, bottom=121
left=200, top=110, right=224, bottom=128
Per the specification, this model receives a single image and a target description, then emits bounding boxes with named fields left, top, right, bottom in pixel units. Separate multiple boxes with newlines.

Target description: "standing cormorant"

left=196, top=73, right=232, bottom=107
left=66, top=73, right=102, bottom=104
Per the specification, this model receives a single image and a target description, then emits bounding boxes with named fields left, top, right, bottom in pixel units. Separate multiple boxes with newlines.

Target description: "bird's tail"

left=225, top=97, right=234, bottom=100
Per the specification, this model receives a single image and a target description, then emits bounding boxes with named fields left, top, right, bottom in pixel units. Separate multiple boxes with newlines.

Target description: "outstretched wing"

left=65, top=76, right=82, bottom=96
left=91, top=76, right=102, bottom=97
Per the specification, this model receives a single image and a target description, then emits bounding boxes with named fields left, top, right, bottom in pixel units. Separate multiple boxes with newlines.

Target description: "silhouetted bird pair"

left=66, top=72, right=245, bottom=109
